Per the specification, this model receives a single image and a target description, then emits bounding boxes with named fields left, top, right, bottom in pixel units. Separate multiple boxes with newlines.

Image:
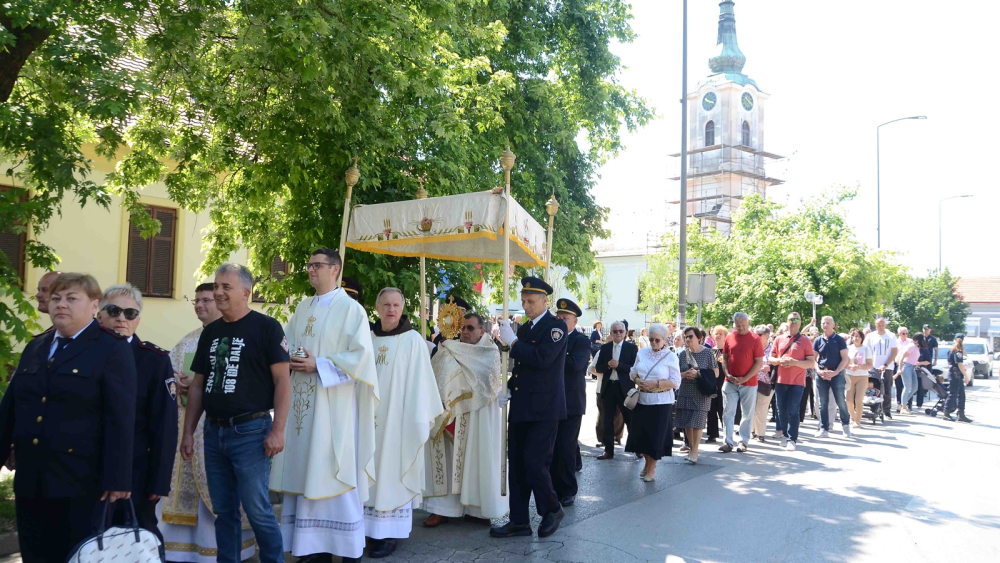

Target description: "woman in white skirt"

left=624, top=323, right=682, bottom=482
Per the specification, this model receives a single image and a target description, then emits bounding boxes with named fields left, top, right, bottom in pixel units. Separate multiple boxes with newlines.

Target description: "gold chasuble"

left=270, top=289, right=379, bottom=501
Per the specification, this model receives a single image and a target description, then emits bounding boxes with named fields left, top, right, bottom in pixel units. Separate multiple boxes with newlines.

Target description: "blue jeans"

left=900, top=363, right=918, bottom=407
left=815, top=371, right=850, bottom=430
left=204, top=417, right=283, bottom=563
left=722, top=381, right=758, bottom=446
left=774, top=383, right=805, bottom=443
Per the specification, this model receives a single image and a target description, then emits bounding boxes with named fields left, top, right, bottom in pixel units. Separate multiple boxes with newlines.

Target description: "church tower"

left=670, top=0, right=783, bottom=236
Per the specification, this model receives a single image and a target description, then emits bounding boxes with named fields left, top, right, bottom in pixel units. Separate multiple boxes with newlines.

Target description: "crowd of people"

left=0, top=255, right=980, bottom=563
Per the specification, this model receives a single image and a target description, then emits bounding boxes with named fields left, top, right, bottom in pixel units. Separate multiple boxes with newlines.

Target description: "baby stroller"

left=862, top=375, right=884, bottom=424
left=919, top=367, right=949, bottom=417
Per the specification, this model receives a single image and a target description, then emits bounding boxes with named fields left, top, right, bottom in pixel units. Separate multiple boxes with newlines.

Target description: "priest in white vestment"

left=422, top=312, right=506, bottom=527
left=269, top=249, right=379, bottom=563
left=365, top=287, right=444, bottom=558
left=160, top=283, right=256, bottom=562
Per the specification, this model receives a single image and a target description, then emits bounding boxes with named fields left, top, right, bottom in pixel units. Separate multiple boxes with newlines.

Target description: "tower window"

left=741, top=121, right=751, bottom=147
left=705, top=121, right=715, bottom=146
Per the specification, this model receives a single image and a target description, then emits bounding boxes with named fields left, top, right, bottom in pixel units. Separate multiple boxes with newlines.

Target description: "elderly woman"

left=624, top=324, right=681, bottom=482
left=675, top=327, right=718, bottom=464
left=96, top=284, right=178, bottom=541
left=751, top=325, right=774, bottom=442
left=0, top=273, right=137, bottom=562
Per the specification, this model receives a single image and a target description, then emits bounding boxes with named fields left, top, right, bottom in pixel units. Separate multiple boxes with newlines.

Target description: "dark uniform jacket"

left=508, top=311, right=568, bottom=423
left=0, top=320, right=137, bottom=497
left=129, top=334, right=179, bottom=498
left=595, top=340, right=639, bottom=396
left=564, top=330, right=591, bottom=417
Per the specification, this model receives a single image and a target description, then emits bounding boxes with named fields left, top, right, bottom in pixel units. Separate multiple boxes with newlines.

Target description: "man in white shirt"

left=863, top=318, right=898, bottom=419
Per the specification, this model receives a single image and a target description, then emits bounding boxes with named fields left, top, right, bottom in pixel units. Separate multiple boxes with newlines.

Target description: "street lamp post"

left=876, top=116, right=926, bottom=248
left=677, top=0, right=689, bottom=327
left=939, top=194, right=972, bottom=271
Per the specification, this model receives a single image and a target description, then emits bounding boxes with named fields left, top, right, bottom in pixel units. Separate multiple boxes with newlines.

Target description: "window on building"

left=705, top=121, right=715, bottom=146
left=252, top=255, right=289, bottom=303
left=127, top=205, right=178, bottom=297
left=742, top=121, right=751, bottom=147
left=0, top=186, right=28, bottom=288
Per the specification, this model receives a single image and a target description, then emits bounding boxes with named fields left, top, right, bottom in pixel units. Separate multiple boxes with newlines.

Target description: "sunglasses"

left=461, top=324, right=479, bottom=332
left=103, top=304, right=139, bottom=320
left=684, top=334, right=697, bottom=340
left=611, top=329, right=625, bottom=334
left=788, top=318, right=801, bottom=323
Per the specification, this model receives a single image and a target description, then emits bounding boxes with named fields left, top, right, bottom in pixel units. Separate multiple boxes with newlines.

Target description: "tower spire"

left=709, top=0, right=746, bottom=74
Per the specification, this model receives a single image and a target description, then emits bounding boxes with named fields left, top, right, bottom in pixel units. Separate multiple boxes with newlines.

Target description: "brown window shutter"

left=253, top=255, right=287, bottom=303
left=0, top=186, right=28, bottom=287
left=126, top=205, right=178, bottom=297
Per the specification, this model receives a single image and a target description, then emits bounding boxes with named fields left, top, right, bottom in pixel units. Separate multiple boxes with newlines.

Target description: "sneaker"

left=814, top=429, right=828, bottom=438
left=771, top=431, right=785, bottom=439
left=785, top=440, right=797, bottom=451
left=901, top=407, right=912, bottom=416
left=780, top=438, right=788, bottom=448
left=842, top=424, right=852, bottom=438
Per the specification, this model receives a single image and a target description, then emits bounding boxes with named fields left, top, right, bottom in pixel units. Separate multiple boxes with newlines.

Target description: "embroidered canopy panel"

left=346, top=191, right=546, bottom=267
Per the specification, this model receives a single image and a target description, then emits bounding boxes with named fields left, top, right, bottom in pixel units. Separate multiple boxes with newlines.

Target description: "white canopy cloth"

left=346, top=190, right=547, bottom=266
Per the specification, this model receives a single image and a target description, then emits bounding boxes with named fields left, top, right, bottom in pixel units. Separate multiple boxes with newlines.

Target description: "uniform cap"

left=520, top=276, right=553, bottom=295
left=555, top=298, right=583, bottom=317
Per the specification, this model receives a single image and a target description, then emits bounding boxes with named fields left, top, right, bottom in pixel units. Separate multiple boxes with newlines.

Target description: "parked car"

left=934, top=342, right=976, bottom=386
left=962, top=337, right=993, bottom=378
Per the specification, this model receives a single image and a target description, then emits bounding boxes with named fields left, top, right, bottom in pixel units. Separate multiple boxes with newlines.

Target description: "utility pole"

left=677, top=0, right=688, bottom=327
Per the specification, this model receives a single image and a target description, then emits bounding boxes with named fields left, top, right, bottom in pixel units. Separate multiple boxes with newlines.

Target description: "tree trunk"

left=0, top=15, right=52, bottom=103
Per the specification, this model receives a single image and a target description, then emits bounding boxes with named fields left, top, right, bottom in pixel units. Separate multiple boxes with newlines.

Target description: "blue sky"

left=592, top=0, right=999, bottom=277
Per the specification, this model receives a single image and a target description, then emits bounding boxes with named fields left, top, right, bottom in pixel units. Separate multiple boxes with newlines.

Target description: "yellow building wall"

left=5, top=147, right=271, bottom=352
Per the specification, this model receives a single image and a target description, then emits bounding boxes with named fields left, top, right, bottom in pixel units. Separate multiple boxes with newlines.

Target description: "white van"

left=962, top=337, right=993, bottom=378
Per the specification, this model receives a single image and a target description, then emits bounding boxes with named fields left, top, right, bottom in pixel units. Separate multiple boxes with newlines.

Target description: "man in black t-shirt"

left=181, top=263, right=290, bottom=563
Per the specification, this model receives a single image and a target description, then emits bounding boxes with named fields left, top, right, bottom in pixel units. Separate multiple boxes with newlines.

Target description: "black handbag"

left=695, top=367, right=718, bottom=397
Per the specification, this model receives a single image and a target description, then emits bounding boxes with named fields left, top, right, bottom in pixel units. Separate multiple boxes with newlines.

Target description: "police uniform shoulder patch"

left=551, top=328, right=564, bottom=342
left=100, top=326, right=127, bottom=339
left=165, top=377, right=178, bottom=401
left=281, top=336, right=290, bottom=353
left=140, top=341, right=169, bottom=356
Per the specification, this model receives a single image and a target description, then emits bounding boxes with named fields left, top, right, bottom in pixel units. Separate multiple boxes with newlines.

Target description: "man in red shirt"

left=720, top=313, right=765, bottom=453
left=767, top=311, right=816, bottom=451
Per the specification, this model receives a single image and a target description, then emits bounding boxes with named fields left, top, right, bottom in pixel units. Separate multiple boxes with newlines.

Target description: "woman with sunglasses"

left=624, top=323, right=681, bottom=481
left=96, top=284, right=179, bottom=541
left=674, top=327, right=718, bottom=464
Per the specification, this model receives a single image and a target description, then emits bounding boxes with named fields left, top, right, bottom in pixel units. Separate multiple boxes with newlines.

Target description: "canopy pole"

left=499, top=146, right=516, bottom=497
left=420, top=256, right=427, bottom=339
left=338, top=158, right=360, bottom=285
left=544, top=194, right=559, bottom=283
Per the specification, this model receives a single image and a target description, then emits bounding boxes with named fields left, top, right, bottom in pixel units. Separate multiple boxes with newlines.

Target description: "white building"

left=668, top=0, right=783, bottom=236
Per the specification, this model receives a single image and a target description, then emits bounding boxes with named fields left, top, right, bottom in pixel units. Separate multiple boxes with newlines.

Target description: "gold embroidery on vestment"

left=376, top=345, right=389, bottom=366
left=303, top=315, right=317, bottom=337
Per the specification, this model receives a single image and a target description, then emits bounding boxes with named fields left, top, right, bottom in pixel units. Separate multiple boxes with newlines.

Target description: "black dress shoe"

left=575, top=462, right=583, bottom=472
left=369, top=538, right=398, bottom=559
left=490, top=522, right=532, bottom=538
left=296, top=555, right=333, bottom=563
left=342, top=557, right=362, bottom=563
left=597, top=453, right=614, bottom=460
left=559, top=496, right=575, bottom=507
left=537, top=506, right=565, bottom=538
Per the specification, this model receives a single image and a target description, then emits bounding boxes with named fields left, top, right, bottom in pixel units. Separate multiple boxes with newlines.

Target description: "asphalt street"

left=4, top=369, right=998, bottom=563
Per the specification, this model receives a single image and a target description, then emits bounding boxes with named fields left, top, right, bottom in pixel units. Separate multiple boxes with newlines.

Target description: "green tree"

left=640, top=189, right=905, bottom=329
left=1, top=1, right=649, bottom=367
left=886, top=269, right=969, bottom=339
left=637, top=234, right=678, bottom=323
left=585, top=261, right=610, bottom=322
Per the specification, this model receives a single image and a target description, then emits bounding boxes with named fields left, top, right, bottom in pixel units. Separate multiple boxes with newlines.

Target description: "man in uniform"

left=34, top=270, right=62, bottom=314
left=161, top=282, right=257, bottom=561
left=96, top=283, right=178, bottom=540
left=422, top=312, right=505, bottom=527
left=270, top=248, right=378, bottom=563
left=341, top=276, right=363, bottom=304
left=492, top=276, right=567, bottom=539
left=550, top=299, right=590, bottom=507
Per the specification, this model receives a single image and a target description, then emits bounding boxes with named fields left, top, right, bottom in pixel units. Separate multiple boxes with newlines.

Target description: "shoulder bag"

left=685, top=349, right=719, bottom=398
left=773, top=333, right=803, bottom=386
left=623, top=352, right=670, bottom=410
left=68, top=499, right=164, bottom=563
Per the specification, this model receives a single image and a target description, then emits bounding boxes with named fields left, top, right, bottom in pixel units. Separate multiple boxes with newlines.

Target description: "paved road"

left=4, top=370, right=998, bottom=563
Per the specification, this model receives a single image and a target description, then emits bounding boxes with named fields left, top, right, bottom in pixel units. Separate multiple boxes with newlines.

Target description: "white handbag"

left=67, top=499, right=164, bottom=563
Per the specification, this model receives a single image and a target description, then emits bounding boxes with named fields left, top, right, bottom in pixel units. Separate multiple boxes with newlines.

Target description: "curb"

left=0, top=531, right=18, bottom=557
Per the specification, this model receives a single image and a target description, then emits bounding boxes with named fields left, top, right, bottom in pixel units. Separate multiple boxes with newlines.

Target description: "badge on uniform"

left=165, top=377, right=178, bottom=401
left=551, top=328, right=564, bottom=342
left=281, top=336, right=290, bottom=353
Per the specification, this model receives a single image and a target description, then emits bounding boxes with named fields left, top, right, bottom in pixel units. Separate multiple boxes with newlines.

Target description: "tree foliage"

left=584, top=261, right=610, bottom=322
left=640, top=188, right=907, bottom=329
left=885, top=269, right=969, bottom=339
left=1, top=1, right=650, bottom=367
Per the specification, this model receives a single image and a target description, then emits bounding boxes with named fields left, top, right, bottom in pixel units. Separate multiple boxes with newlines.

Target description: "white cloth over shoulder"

left=423, top=333, right=505, bottom=519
